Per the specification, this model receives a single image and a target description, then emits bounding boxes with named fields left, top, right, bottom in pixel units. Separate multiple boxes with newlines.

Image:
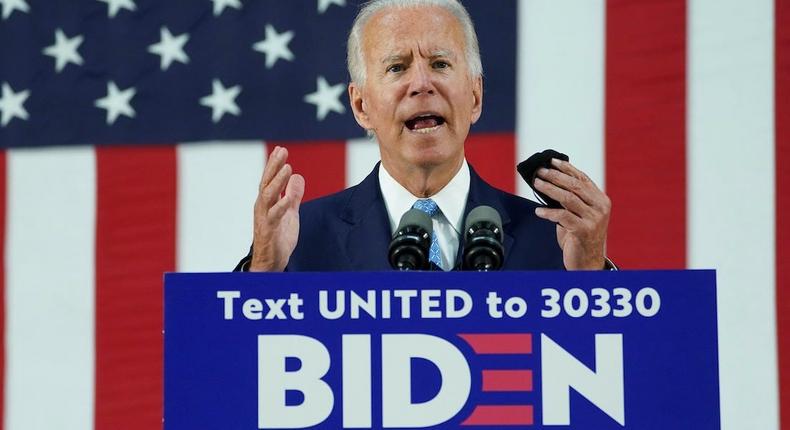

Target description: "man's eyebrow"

left=381, top=54, right=408, bottom=64
left=380, top=50, right=457, bottom=64
left=429, top=49, right=456, bottom=59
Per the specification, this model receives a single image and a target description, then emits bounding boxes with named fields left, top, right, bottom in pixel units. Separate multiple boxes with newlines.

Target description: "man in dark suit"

left=236, top=0, right=612, bottom=272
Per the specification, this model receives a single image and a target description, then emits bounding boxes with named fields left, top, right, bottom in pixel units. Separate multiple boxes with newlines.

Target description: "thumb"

left=286, top=173, right=305, bottom=209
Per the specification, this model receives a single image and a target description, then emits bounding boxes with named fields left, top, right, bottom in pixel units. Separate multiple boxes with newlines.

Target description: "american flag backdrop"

left=0, top=0, right=787, bottom=428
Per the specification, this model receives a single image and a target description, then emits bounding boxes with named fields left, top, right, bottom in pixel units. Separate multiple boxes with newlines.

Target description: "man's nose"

left=408, top=62, right=435, bottom=97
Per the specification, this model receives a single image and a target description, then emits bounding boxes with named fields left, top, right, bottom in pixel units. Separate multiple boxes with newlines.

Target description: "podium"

left=164, top=270, right=719, bottom=429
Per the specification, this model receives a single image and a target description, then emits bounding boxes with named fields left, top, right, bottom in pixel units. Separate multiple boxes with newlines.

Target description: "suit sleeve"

left=233, top=245, right=253, bottom=272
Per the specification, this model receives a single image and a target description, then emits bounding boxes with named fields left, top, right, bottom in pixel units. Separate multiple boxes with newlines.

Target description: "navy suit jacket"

left=235, top=163, right=564, bottom=271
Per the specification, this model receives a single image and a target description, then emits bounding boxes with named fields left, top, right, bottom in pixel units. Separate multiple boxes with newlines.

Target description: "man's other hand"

left=533, top=158, right=611, bottom=270
left=251, top=146, right=305, bottom=272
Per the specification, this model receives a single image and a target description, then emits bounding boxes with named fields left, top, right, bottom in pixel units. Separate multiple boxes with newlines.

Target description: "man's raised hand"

left=533, top=158, right=611, bottom=270
left=250, top=146, right=305, bottom=272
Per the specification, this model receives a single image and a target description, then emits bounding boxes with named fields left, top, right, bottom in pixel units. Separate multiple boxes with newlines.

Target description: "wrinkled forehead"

left=360, top=5, right=467, bottom=63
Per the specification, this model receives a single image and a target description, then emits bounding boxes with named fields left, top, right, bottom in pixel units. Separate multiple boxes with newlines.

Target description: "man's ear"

left=470, top=75, right=483, bottom=124
left=348, top=83, right=372, bottom=130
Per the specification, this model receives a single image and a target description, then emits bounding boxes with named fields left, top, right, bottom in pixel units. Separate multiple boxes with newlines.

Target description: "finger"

left=259, top=147, right=279, bottom=190
left=536, top=167, right=597, bottom=207
left=534, top=177, right=593, bottom=218
left=551, top=158, right=593, bottom=183
left=259, top=146, right=288, bottom=191
left=270, top=174, right=305, bottom=219
left=535, top=206, right=583, bottom=231
left=269, top=194, right=292, bottom=219
left=547, top=160, right=612, bottom=212
left=261, top=163, right=292, bottom=208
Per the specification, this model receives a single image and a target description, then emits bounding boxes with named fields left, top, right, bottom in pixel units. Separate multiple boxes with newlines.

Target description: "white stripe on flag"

left=346, top=137, right=380, bottom=188
left=688, top=1, right=778, bottom=428
left=5, top=147, right=95, bottom=430
left=516, top=0, right=606, bottom=198
left=177, top=141, right=265, bottom=272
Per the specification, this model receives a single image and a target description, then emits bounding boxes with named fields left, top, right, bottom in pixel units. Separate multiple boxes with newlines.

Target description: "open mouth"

left=404, top=114, right=446, bottom=134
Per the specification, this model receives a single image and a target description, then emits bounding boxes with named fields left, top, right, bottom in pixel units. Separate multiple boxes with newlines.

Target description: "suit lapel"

left=457, top=167, right=515, bottom=268
left=341, top=164, right=393, bottom=270
left=340, top=163, right=516, bottom=270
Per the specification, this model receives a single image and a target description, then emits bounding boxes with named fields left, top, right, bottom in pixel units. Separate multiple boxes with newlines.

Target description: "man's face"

left=349, top=6, right=483, bottom=173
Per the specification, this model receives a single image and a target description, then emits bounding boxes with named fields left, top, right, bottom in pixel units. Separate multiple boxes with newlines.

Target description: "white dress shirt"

left=378, top=160, right=470, bottom=270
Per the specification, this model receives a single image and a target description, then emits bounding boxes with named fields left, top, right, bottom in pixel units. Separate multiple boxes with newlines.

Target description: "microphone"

left=462, top=205, right=505, bottom=271
left=388, top=208, right=433, bottom=271
left=516, top=149, right=570, bottom=209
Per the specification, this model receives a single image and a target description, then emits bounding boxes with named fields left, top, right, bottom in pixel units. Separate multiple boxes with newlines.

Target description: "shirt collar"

left=378, top=159, right=470, bottom=234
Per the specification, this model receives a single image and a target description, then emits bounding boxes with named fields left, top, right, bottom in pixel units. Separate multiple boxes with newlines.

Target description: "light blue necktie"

left=412, top=199, right=443, bottom=270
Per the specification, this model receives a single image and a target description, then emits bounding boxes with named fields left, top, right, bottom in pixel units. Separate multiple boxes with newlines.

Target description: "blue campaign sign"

left=164, top=270, right=719, bottom=429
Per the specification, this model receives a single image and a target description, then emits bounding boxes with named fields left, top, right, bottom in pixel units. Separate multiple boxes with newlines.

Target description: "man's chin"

left=406, top=148, right=461, bottom=171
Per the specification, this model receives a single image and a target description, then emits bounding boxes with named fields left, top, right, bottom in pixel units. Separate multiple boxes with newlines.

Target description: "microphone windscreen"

left=465, top=206, right=502, bottom=237
left=463, top=205, right=504, bottom=271
left=396, top=208, right=433, bottom=236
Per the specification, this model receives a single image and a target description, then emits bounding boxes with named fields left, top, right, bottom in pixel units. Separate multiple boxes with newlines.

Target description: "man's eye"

left=387, top=64, right=404, bottom=73
left=433, top=61, right=449, bottom=69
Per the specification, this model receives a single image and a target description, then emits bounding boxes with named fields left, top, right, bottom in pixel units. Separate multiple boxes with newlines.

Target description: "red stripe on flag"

left=0, top=151, right=5, bottom=429
left=481, top=370, right=533, bottom=392
left=458, top=333, right=532, bottom=354
left=465, top=132, right=516, bottom=193
left=776, top=0, right=790, bottom=425
left=605, top=0, right=687, bottom=268
left=461, top=405, right=534, bottom=426
left=95, top=147, right=176, bottom=430
left=268, top=141, right=346, bottom=202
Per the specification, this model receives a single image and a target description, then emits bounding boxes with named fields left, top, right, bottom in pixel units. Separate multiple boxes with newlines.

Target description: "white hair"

left=346, top=0, right=483, bottom=85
